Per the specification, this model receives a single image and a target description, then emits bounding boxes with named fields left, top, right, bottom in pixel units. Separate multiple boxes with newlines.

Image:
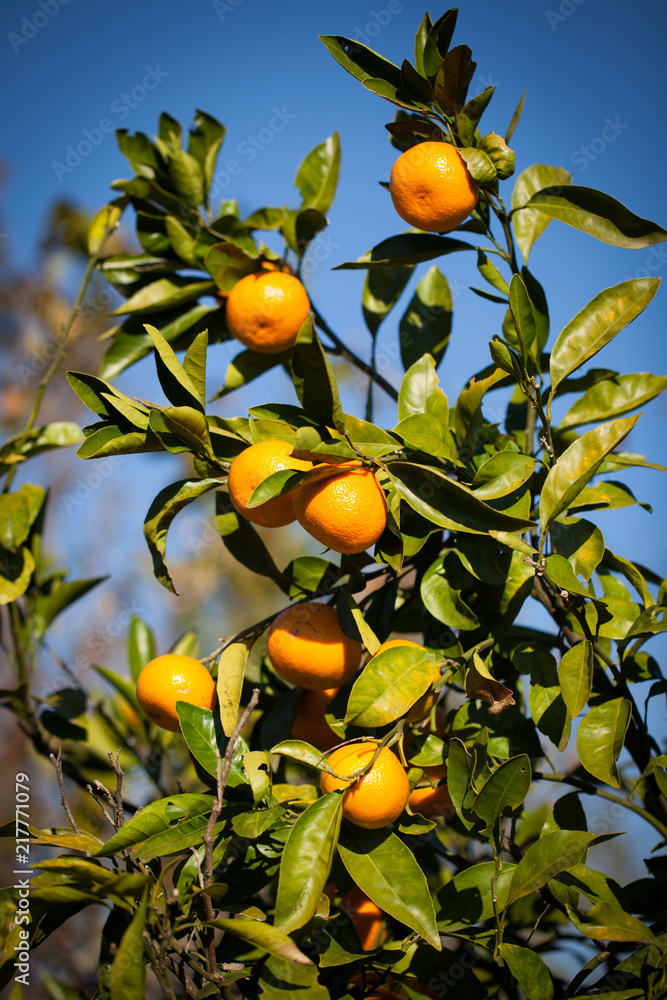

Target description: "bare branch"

left=49, top=747, right=79, bottom=835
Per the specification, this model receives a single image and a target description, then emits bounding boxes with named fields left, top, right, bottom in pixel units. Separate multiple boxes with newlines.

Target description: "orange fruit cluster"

left=227, top=442, right=387, bottom=554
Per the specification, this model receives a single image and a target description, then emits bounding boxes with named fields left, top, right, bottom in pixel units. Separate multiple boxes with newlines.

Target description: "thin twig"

left=49, top=748, right=79, bottom=834
left=108, top=749, right=125, bottom=829
left=87, top=783, right=115, bottom=828
left=311, top=304, right=399, bottom=402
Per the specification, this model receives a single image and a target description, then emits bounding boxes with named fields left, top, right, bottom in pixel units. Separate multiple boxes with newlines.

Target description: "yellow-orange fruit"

left=390, top=140, right=479, bottom=233
left=341, top=886, right=388, bottom=950
left=136, top=654, right=216, bottom=733
left=227, top=439, right=312, bottom=528
left=290, top=687, right=339, bottom=750
left=225, top=270, right=310, bottom=354
left=320, top=742, right=409, bottom=829
left=295, top=464, right=387, bottom=554
left=267, top=602, right=361, bottom=690
left=409, top=782, right=453, bottom=819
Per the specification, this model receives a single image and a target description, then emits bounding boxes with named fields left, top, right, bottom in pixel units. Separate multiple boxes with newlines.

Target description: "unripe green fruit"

left=479, top=132, right=516, bottom=179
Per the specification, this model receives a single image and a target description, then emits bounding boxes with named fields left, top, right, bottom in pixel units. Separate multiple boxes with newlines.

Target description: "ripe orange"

left=136, top=654, right=216, bottom=733
left=225, top=270, right=310, bottom=354
left=290, top=687, right=340, bottom=750
left=320, top=742, right=409, bottom=829
left=294, top=464, right=387, bottom=554
left=409, top=781, right=453, bottom=819
left=267, top=602, right=361, bottom=690
left=372, top=639, right=440, bottom=722
left=390, top=141, right=479, bottom=234
left=341, top=886, right=388, bottom=950
left=227, top=439, right=312, bottom=528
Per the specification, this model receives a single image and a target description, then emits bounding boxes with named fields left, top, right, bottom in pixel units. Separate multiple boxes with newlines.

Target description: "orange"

left=294, top=464, right=387, bottom=554
left=225, top=270, right=310, bottom=354
left=409, top=781, right=453, bottom=819
left=290, top=687, right=340, bottom=750
left=390, top=141, right=479, bottom=234
left=341, top=886, right=388, bottom=950
left=267, top=602, right=361, bottom=690
left=320, top=742, right=409, bottom=829
left=136, top=654, right=216, bottom=733
left=227, top=439, right=312, bottom=528
left=372, top=639, right=440, bottom=722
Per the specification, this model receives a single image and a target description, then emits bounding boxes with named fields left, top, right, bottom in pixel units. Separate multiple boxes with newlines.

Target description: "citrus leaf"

left=274, top=792, right=343, bottom=933
left=509, top=830, right=599, bottom=902
left=345, top=646, right=441, bottom=727
left=217, top=642, right=249, bottom=738
left=558, top=641, right=593, bottom=718
left=549, top=279, right=660, bottom=395
left=437, top=860, right=516, bottom=931
left=565, top=901, right=657, bottom=943
left=144, top=478, right=222, bottom=594
left=338, top=826, right=441, bottom=950
left=576, top=698, right=631, bottom=787
left=334, top=233, right=473, bottom=269
left=539, top=415, right=641, bottom=535
left=295, top=132, right=341, bottom=215
left=471, top=755, right=531, bottom=835
left=559, top=372, right=667, bottom=429
left=499, top=944, right=554, bottom=1000
left=110, top=890, right=147, bottom=1000
left=511, top=164, right=572, bottom=262
left=290, top=316, right=344, bottom=434
left=526, top=185, right=667, bottom=248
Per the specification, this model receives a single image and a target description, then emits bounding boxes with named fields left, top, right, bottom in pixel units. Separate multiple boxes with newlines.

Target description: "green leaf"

left=362, top=265, right=413, bottom=338
left=205, top=242, right=257, bottom=293
left=217, top=641, right=248, bottom=738
left=0, top=546, right=35, bottom=605
left=290, top=316, right=344, bottom=433
left=294, top=132, right=340, bottom=215
left=144, top=478, right=221, bottom=593
left=398, top=352, right=449, bottom=422
left=319, top=35, right=403, bottom=90
left=551, top=516, right=604, bottom=580
left=505, top=90, right=526, bottom=144
left=345, top=645, right=442, bottom=727
left=511, top=164, right=572, bottom=262
left=187, top=109, right=225, bottom=206
left=509, top=830, right=599, bottom=902
left=526, top=185, right=667, bottom=248
left=577, top=698, right=631, bottom=787
left=110, top=891, right=147, bottom=1000
left=337, top=590, right=380, bottom=653
left=335, top=233, right=472, bottom=269
left=437, top=860, right=516, bottom=930
left=95, top=793, right=213, bottom=857
left=175, top=702, right=228, bottom=778
left=112, top=277, right=215, bottom=316
left=421, top=555, right=479, bottom=630
left=145, top=323, right=206, bottom=411
left=395, top=413, right=457, bottom=462
left=566, top=901, right=656, bottom=944
left=128, top=617, right=156, bottom=684
left=539, top=415, right=641, bottom=535
left=88, top=199, right=125, bottom=257
left=549, top=279, right=660, bottom=395
left=559, top=373, right=667, bottom=429
left=508, top=272, right=536, bottom=365
left=388, top=461, right=535, bottom=535
left=558, top=641, right=593, bottom=718
left=457, top=87, right=495, bottom=146
left=623, top=604, right=667, bottom=641
left=212, top=348, right=289, bottom=400
left=499, top=944, right=554, bottom=1000
left=274, top=792, right=343, bottom=933
left=216, top=492, right=286, bottom=584
left=435, top=44, right=475, bottom=115
left=399, top=265, right=453, bottom=370
left=472, top=452, right=537, bottom=499
left=203, top=917, right=313, bottom=965
left=338, top=826, right=441, bottom=950
left=471, top=755, right=531, bottom=835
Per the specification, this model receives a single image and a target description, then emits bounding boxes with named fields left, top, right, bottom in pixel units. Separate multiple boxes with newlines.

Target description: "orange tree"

left=2, top=8, right=667, bottom=999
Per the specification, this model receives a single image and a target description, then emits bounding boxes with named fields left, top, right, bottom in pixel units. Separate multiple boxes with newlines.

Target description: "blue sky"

left=2, top=0, right=666, bottom=875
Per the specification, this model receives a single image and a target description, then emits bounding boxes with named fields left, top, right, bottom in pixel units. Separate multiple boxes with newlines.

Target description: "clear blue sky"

left=2, top=0, right=666, bottom=873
